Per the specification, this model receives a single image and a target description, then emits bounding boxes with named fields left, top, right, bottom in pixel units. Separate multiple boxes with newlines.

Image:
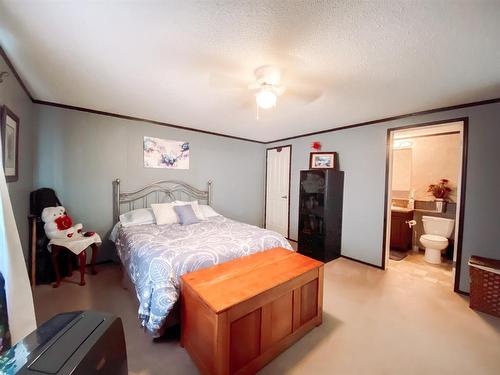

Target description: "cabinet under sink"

left=390, top=210, right=413, bottom=250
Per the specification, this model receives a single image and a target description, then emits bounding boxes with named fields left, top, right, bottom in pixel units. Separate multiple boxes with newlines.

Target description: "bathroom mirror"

left=392, top=148, right=412, bottom=192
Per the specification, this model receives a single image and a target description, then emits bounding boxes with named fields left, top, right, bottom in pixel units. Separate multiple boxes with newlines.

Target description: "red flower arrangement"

left=428, top=179, right=452, bottom=200
left=312, top=141, right=321, bottom=150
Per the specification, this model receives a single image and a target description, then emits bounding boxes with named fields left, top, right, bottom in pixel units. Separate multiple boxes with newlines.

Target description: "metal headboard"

left=113, top=178, right=212, bottom=224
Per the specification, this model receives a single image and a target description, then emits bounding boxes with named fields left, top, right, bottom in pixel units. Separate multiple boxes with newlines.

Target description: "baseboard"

left=340, top=255, right=384, bottom=270
left=455, top=288, right=470, bottom=296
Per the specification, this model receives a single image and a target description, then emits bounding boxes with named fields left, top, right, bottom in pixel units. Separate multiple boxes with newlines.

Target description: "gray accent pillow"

left=174, top=204, right=200, bottom=226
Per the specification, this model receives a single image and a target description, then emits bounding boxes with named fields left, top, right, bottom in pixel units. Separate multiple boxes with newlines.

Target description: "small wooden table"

left=51, top=243, right=98, bottom=288
left=181, top=248, right=324, bottom=375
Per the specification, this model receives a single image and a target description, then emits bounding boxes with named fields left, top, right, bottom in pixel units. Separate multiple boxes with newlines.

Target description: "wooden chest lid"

left=181, top=248, right=323, bottom=313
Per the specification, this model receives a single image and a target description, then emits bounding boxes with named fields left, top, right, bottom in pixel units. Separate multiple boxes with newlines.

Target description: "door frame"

left=381, top=117, right=469, bottom=294
left=264, top=145, right=292, bottom=240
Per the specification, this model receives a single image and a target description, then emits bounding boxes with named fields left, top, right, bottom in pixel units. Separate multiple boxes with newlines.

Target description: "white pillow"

left=199, top=204, right=219, bottom=218
left=119, top=208, right=156, bottom=227
left=174, top=200, right=206, bottom=220
left=151, top=202, right=182, bottom=225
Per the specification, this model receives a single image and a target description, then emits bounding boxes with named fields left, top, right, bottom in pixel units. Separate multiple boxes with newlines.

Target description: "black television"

left=0, top=310, right=127, bottom=374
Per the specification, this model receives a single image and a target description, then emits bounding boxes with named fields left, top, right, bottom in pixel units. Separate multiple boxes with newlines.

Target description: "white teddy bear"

left=41, top=206, right=83, bottom=240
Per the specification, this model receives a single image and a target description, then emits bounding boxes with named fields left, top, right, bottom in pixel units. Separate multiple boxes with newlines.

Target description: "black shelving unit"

left=298, top=169, right=344, bottom=262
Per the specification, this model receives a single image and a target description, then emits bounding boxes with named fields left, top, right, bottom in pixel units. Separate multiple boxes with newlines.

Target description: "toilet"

left=419, top=216, right=455, bottom=264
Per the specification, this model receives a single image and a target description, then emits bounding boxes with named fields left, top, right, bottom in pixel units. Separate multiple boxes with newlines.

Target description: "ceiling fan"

left=248, top=65, right=286, bottom=110
left=209, top=63, right=322, bottom=118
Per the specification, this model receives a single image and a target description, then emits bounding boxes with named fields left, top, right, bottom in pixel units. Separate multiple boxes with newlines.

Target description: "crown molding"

left=32, top=99, right=265, bottom=144
left=0, top=45, right=34, bottom=101
left=265, top=97, right=500, bottom=144
left=2, top=44, right=500, bottom=145
left=1, top=44, right=264, bottom=144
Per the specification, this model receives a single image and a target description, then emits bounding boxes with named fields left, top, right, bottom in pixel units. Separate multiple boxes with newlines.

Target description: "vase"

left=435, top=198, right=446, bottom=213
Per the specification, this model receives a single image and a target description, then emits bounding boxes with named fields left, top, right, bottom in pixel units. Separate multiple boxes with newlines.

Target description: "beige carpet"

left=33, top=258, right=500, bottom=375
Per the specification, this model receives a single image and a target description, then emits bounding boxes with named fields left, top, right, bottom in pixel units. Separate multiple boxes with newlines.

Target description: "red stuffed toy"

left=41, top=206, right=83, bottom=239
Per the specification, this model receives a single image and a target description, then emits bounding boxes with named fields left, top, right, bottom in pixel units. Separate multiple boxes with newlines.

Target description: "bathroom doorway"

left=382, top=118, right=468, bottom=293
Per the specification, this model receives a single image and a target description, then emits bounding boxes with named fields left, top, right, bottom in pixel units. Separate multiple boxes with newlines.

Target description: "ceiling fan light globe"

left=256, top=89, right=277, bottom=109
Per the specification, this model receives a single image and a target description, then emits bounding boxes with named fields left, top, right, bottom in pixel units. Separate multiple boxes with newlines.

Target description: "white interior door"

left=265, top=146, right=291, bottom=238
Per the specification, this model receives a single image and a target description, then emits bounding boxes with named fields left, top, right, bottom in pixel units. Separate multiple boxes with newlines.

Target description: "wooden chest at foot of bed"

left=180, top=247, right=324, bottom=375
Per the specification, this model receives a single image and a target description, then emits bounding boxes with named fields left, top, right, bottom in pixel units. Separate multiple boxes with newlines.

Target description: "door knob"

left=281, top=195, right=288, bottom=199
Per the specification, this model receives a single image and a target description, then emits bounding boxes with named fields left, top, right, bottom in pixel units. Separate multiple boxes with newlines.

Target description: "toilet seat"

left=421, top=234, right=447, bottom=243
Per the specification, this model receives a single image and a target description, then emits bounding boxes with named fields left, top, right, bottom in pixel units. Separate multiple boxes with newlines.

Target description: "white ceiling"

left=1, top=1, right=499, bottom=142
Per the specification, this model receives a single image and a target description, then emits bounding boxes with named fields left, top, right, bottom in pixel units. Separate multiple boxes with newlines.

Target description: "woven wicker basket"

left=469, top=256, right=500, bottom=318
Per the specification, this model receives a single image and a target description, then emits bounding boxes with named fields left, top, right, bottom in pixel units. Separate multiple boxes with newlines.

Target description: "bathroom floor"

left=388, top=250, right=453, bottom=289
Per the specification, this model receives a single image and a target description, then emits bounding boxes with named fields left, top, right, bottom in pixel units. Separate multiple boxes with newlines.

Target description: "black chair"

left=29, top=188, right=74, bottom=286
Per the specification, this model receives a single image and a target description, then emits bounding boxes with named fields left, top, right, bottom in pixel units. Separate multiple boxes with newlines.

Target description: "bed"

left=111, top=179, right=292, bottom=337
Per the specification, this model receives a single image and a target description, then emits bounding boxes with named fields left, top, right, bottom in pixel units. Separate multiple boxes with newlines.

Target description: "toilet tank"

left=422, top=216, right=455, bottom=238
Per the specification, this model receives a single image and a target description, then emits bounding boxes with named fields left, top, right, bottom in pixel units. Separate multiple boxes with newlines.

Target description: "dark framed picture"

left=1, top=106, right=20, bottom=182
left=309, top=152, right=337, bottom=170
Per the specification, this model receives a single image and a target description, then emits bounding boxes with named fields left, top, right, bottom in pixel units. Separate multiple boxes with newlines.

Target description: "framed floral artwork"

left=1, top=106, right=20, bottom=182
left=143, top=136, right=189, bottom=169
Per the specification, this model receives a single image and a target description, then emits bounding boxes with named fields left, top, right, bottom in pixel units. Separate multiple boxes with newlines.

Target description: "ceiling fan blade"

left=275, top=85, right=286, bottom=96
left=285, top=86, right=323, bottom=103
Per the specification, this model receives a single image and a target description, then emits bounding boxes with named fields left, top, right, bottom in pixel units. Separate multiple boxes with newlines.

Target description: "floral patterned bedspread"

left=115, top=215, right=292, bottom=336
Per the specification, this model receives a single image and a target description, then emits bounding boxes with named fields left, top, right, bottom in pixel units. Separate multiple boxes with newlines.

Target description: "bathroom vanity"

left=390, top=209, right=413, bottom=250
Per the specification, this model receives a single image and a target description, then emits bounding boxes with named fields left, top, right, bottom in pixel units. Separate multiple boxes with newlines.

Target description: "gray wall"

left=0, top=55, right=35, bottom=258
left=268, top=102, right=500, bottom=292
left=4, top=44, right=499, bottom=292
left=34, top=105, right=266, bottom=259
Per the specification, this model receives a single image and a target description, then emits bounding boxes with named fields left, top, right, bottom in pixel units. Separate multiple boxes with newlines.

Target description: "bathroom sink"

left=391, top=206, right=414, bottom=213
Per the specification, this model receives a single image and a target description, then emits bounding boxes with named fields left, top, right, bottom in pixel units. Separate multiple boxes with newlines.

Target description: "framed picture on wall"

left=143, top=136, right=190, bottom=169
left=309, top=152, right=337, bottom=170
left=1, top=106, right=20, bottom=182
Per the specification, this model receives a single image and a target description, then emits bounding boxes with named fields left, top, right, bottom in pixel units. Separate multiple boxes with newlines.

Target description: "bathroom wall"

left=392, top=132, right=461, bottom=201
left=410, top=133, right=461, bottom=201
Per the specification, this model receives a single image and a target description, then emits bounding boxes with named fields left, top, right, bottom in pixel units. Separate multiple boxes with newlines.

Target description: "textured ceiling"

left=1, top=0, right=499, bottom=142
